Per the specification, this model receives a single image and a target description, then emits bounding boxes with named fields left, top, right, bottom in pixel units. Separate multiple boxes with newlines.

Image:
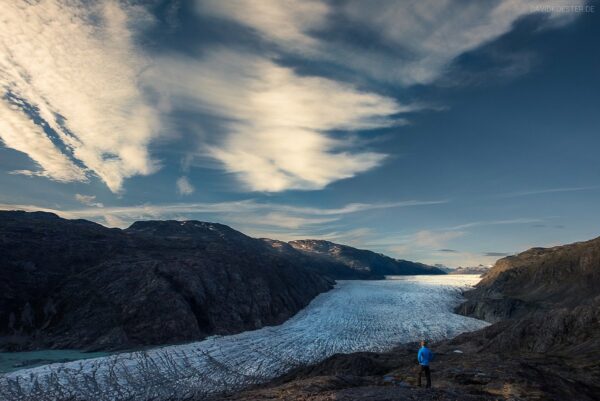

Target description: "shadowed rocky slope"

left=217, top=236, right=600, bottom=401
left=0, top=211, right=334, bottom=351
left=457, top=236, right=600, bottom=322
left=261, top=239, right=375, bottom=279
left=0, top=211, right=444, bottom=353
left=287, top=239, right=445, bottom=277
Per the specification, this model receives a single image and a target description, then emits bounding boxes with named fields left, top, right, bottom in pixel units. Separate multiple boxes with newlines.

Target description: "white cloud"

left=344, top=0, right=584, bottom=84
left=225, top=212, right=338, bottom=230
left=75, top=194, right=104, bottom=208
left=0, top=0, right=159, bottom=192
left=199, top=0, right=328, bottom=52
left=0, top=198, right=444, bottom=231
left=150, top=51, right=407, bottom=191
left=198, top=0, right=584, bottom=85
left=498, top=186, right=598, bottom=198
left=0, top=101, right=87, bottom=182
left=1, top=0, right=585, bottom=196
left=176, top=176, right=195, bottom=195
left=103, top=214, right=127, bottom=228
left=387, top=230, right=466, bottom=255
left=445, top=217, right=545, bottom=230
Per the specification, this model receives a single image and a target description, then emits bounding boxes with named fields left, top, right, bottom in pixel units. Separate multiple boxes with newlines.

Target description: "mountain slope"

left=0, top=211, right=333, bottom=351
left=457, top=236, right=600, bottom=322
left=288, top=239, right=446, bottom=277
left=262, top=239, right=375, bottom=279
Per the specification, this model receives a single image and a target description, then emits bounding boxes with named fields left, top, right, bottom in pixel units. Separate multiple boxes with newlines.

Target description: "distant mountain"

left=448, top=265, right=490, bottom=275
left=262, top=239, right=374, bottom=279
left=434, top=264, right=454, bottom=273
left=287, top=239, right=446, bottom=277
left=0, top=211, right=333, bottom=351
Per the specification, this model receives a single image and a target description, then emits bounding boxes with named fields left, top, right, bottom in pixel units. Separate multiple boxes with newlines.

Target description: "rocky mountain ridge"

left=457, top=235, right=600, bottom=322
left=0, top=211, right=442, bottom=352
left=287, top=239, right=446, bottom=277
left=0, top=211, right=334, bottom=351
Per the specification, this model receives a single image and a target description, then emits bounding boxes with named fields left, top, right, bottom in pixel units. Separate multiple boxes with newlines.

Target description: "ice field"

left=0, top=275, right=489, bottom=401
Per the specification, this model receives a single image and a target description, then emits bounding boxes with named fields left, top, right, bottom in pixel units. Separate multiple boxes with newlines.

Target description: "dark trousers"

left=417, top=365, right=431, bottom=388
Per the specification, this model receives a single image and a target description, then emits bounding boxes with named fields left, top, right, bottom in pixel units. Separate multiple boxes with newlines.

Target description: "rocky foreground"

left=214, top=236, right=600, bottom=401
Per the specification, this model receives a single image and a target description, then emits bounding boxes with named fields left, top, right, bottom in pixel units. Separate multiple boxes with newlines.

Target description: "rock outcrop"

left=0, top=211, right=334, bottom=351
left=457, top=235, right=600, bottom=322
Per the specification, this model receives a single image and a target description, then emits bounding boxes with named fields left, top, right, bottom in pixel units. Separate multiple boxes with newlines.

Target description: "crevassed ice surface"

left=0, top=275, right=488, bottom=401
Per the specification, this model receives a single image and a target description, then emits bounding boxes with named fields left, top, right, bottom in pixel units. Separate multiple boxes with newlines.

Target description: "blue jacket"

left=418, top=346, right=433, bottom=366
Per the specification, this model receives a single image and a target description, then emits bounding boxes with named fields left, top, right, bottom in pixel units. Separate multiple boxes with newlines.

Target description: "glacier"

left=0, top=275, right=488, bottom=401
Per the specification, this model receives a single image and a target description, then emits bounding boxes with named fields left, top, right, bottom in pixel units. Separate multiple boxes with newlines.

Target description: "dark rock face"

left=459, top=236, right=600, bottom=322
left=287, top=239, right=446, bottom=278
left=453, top=236, right=600, bottom=367
left=0, top=211, right=333, bottom=351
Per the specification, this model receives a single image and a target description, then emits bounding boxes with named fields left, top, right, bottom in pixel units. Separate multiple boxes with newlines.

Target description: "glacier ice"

left=0, top=275, right=488, bottom=401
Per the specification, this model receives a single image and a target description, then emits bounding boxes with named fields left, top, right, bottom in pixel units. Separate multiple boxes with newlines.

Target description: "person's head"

left=420, top=340, right=428, bottom=347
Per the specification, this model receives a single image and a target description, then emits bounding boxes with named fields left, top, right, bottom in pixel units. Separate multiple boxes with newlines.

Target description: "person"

left=417, top=340, right=433, bottom=388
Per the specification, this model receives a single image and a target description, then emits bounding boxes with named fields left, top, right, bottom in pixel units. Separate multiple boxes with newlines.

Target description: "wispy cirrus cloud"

left=0, top=198, right=445, bottom=231
left=387, top=230, right=466, bottom=255
left=74, top=194, right=104, bottom=208
left=0, top=0, right=159, bottom=192
left=150, top=50, right=409, bottom=192
left=198, top=0, right=584, bottom=85
left=224, top=212, right=338, bottom=231
left=438, top=248, right=459, bottom=253
left=484, top=251, right=511, bottom=257
left=357, top=216, right=548, bottom=265
left=199, top=0, right=328, bottom=52
left=444, top=217, right=546, bottom=230
left=186, top=0, right=590, bottom=192
left=176, top=176, right=195, bottom=196
left=498, top=186, right=598, bottom=198
left=0, top=101, right=87, bottom=182
left=1, top=0, right=585, bottom=196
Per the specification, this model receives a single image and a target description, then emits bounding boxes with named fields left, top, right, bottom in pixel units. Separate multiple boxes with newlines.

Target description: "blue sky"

left=1, top=0, right=599, bottom=267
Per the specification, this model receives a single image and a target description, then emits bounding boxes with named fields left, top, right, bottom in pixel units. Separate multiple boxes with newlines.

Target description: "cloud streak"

left=198, top=0, right=584, bottom=85
left=498, top=186, right=598, bottom=198
left=75, top=194, right=104, bottom=208
left=1, top=0, right=585, bottom=195
left=484, top=252, right=511, bottom=257
left=0, top=198, right=445, bottom=230
left=150, top=50, right=408, bottom=191
left=0, top=0, right=159, bottom=192
left=0, top=101, right=87, bottom=182
left=176, top=176, right=195, bottom=195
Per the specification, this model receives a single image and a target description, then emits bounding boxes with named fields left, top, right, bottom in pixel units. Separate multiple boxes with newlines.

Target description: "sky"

left=0, top=0, right=599, bottom=267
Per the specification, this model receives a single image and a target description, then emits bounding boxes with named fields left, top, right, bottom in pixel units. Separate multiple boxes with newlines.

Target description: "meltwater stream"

left=0, top=275, right=489, bottom=401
